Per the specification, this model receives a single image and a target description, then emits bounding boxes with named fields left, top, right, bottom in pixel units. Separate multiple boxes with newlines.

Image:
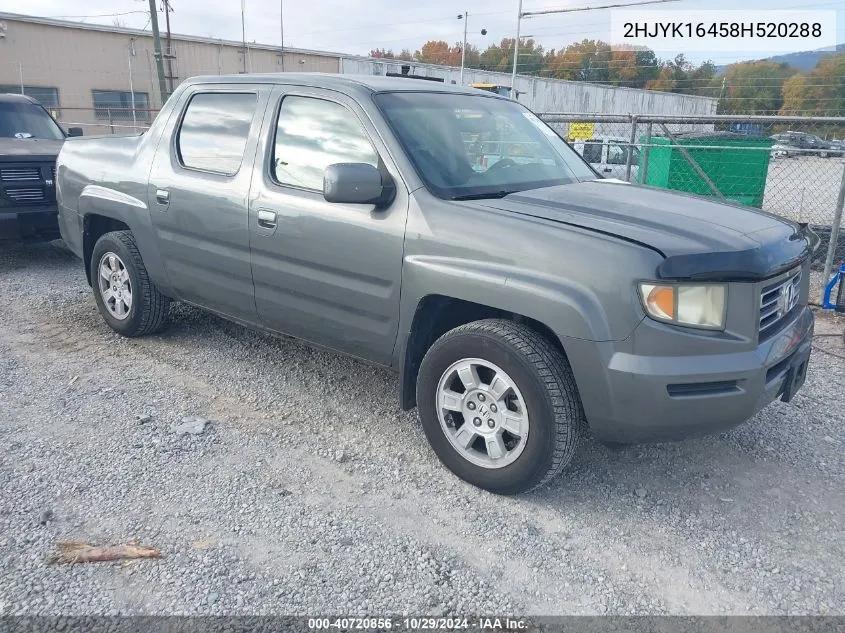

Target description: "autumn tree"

left=718, top=60, right=793, bottom=114
left=779, top=52, right=845, bottom=116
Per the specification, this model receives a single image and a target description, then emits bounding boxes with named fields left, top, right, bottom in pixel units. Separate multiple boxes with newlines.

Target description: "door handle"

left=155, top=189, right=170, bottom=205
left=257, top=209, right=277, bottom=229
left=602, top=168, right=612, bottom=173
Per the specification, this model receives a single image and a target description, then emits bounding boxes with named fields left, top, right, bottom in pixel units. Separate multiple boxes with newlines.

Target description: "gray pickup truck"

left=57, top=74, right=817, bottom=494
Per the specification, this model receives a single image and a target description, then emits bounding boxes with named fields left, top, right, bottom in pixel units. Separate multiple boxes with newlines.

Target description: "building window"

left=177, top=92, right=257, bottom=175
left=92, top=90, right=151, bottom=122
left=0, top=85, right=60, bottom=115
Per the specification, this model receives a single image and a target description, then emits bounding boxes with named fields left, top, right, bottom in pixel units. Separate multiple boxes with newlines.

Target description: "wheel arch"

left=398, top=294, right=569, bottom=411
left=77, top=185, right=171, bottom=293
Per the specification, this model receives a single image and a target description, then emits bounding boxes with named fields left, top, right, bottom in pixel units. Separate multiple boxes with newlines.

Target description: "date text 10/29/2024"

left=307, top=617, right=528, bottom=630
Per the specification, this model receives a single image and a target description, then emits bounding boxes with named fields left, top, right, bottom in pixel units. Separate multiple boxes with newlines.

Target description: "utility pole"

left=147, top=0, right=168, bottom=107
left=510, top=0, right=522, bottom=94
left=163, top=0, right=175, bottom=95
left=280, top=0, right=285, bottom=71
left=241, top=0, right=248, bottom=73
left=511, top=0, right=680, bottom=94
left=459, top=12, right=468, bottom=85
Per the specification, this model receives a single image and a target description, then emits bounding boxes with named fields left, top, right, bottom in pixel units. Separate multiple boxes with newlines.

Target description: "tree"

left=369, top=48, right=394, bottom=59
left=719, top=60, right=792, bottom=114
left=780, top=52, right=845, bottom=116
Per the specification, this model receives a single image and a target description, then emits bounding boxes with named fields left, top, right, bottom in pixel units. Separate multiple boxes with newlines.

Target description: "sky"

left=1, top=0, right=842, bottom=66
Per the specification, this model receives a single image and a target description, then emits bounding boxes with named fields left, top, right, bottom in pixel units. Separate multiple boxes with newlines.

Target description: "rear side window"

left=581, top=141, right=602, bottom=164
left=177, top=92, right=257, bottom=175
left=272, top=96, right=378, bottom=191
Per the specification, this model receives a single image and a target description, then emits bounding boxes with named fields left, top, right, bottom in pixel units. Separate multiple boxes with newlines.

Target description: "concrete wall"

left=340, top=58, right=718, bottom=116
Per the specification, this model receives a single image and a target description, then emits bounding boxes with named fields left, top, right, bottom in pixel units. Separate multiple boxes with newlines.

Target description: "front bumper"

left=573, top=306, right=815, bottom=443
left=0, top=204, right=60, bottom=241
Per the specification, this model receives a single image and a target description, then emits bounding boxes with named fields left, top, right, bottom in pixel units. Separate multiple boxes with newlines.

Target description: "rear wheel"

left=416, top=319, right=585, bottom=495
left=91, top=230, right=169, bottom=337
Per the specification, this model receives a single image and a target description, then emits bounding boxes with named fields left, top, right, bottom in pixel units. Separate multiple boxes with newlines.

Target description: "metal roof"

left=0, top=11, right=345, bottom=59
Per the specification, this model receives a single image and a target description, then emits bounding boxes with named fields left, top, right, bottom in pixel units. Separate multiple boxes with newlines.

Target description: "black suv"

left=0, top=93, right=82, bottom=242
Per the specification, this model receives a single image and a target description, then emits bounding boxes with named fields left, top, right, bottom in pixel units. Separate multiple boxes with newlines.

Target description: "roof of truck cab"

left=185, top=73, right=508, bottom=98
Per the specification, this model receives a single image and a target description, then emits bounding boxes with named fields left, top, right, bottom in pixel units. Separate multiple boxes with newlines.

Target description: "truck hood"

left=0, top=138, right=63, bottom=159
left=471, top=180, right=816, bottom=281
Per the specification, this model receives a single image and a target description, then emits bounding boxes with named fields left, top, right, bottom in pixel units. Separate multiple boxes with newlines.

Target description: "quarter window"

left=272, top=96, right=378, bottom=191
left=177, top=92, right=257, bottom=175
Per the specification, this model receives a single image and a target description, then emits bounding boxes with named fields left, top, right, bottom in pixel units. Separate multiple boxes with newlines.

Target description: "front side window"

left=177, top=92, right=257, bottom=175
left=607, top=143, right=639, bottom=165
left=375, top=92, right=595, bottom=200
left=273, top=96, right=378, bottom=191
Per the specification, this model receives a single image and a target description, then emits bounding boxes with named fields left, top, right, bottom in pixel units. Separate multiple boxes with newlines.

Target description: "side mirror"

left=323, top=163, right=394, bottom=206
left=67, top=127, right=84, bottom=137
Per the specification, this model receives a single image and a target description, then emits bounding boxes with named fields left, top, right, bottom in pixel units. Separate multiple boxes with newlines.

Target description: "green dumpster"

left=638, top=132, right=773, bottom=208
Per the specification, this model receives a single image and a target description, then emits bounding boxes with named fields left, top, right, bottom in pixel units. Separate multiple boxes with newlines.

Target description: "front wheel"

left=416, top=319, right=585, bottom=495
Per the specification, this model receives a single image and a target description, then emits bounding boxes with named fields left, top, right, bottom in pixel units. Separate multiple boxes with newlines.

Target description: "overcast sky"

left=2, top=0, right=842, bottom=66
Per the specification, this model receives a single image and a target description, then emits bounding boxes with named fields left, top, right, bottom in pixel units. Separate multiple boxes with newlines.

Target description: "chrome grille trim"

left=1, top=167, right=41, bottom=181
left=5, top=187, right=46, bottom=202
left=759, top=269, right=802, bottom=337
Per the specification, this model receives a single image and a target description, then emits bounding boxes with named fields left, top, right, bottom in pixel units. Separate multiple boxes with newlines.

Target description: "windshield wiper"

left=451, top=190, right=520, bottom=201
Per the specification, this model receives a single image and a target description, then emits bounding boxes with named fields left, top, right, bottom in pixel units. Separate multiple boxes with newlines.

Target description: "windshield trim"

left=372, top=91, right=599, bottom=201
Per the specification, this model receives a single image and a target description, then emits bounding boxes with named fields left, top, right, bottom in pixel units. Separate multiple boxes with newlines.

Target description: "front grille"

left=1, top=167, right=41, bottom=181
left=759, top=269, right=802, bottom=338
left=0, top=161, right=56, bottom=206
left=5, top=187, right=46, bottom=202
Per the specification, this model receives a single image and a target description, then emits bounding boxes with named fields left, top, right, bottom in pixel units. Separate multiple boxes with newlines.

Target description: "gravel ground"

left=0, top=240, right=843, bottom=617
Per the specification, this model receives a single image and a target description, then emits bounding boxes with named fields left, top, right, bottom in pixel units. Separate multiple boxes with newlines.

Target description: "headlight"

left=638, top=282, right=727, bottom=330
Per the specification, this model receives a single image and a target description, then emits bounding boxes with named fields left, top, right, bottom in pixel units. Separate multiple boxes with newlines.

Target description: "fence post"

left=658, top=123, right=725, bottom=200
left=108, top=109, right=114, bottom=134
left=641, top=122, right=653, bottom=185
left=822, top=164, right=845, bottom=287
left=625, top=115, right=637, bottom=182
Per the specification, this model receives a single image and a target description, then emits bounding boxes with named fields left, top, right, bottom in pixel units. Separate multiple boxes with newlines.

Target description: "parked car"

left=57, top=74, right=817, bottom=494
left=769, top=131, right=833, bottom=158
left=0, top=93, right=83, bottom=242
left=572, top=136, right=640, bottom=181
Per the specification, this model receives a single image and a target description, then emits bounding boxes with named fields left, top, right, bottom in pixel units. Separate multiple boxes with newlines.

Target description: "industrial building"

left=0, top=11, right=717, bottom=134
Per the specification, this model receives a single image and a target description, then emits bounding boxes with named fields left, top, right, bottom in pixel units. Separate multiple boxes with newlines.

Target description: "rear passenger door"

left=247, top=86, right=409, bottom=365
left=147, top=85, right=270, bottom=322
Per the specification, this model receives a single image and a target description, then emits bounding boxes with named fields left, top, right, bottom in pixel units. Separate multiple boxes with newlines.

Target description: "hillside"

left=718, top=44, right=845, bottom=73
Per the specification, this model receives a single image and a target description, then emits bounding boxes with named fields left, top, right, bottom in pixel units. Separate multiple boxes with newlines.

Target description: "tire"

left=90, top=230, right=169, bottom=337
left=416, top=319, right=585, bottom=495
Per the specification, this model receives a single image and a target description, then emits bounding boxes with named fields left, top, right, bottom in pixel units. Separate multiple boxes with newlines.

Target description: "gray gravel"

left=1, top=240, right=843, bottom=616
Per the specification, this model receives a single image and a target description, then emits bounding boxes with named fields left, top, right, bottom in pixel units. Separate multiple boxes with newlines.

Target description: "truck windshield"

left=0, top=101, right=65, bottom=140
left=374, top=92, right=596, bottom=200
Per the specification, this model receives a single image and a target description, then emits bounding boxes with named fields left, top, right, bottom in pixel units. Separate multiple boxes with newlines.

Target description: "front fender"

left=399, top=254, right=613, bottom=344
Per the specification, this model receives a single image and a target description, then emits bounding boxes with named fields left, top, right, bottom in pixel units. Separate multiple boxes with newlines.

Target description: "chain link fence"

left=44, top=105, right=844, bottom=303
left=539, top=113, right=845, bottom=303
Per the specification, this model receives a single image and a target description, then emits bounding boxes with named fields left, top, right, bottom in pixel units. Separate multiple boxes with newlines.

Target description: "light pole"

left=458, top=12, right=468, bottom=85
left=458, top=13, right=487, bottom=86
left=510, top=0, right=523, bottom=92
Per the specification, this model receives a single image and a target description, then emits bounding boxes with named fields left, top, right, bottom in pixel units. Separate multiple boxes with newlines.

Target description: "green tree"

left=719, top=60, right=792, bottom=114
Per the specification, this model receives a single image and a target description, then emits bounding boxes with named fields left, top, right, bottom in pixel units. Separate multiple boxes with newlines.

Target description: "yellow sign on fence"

left=568, top=122, right=595, bottom=140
